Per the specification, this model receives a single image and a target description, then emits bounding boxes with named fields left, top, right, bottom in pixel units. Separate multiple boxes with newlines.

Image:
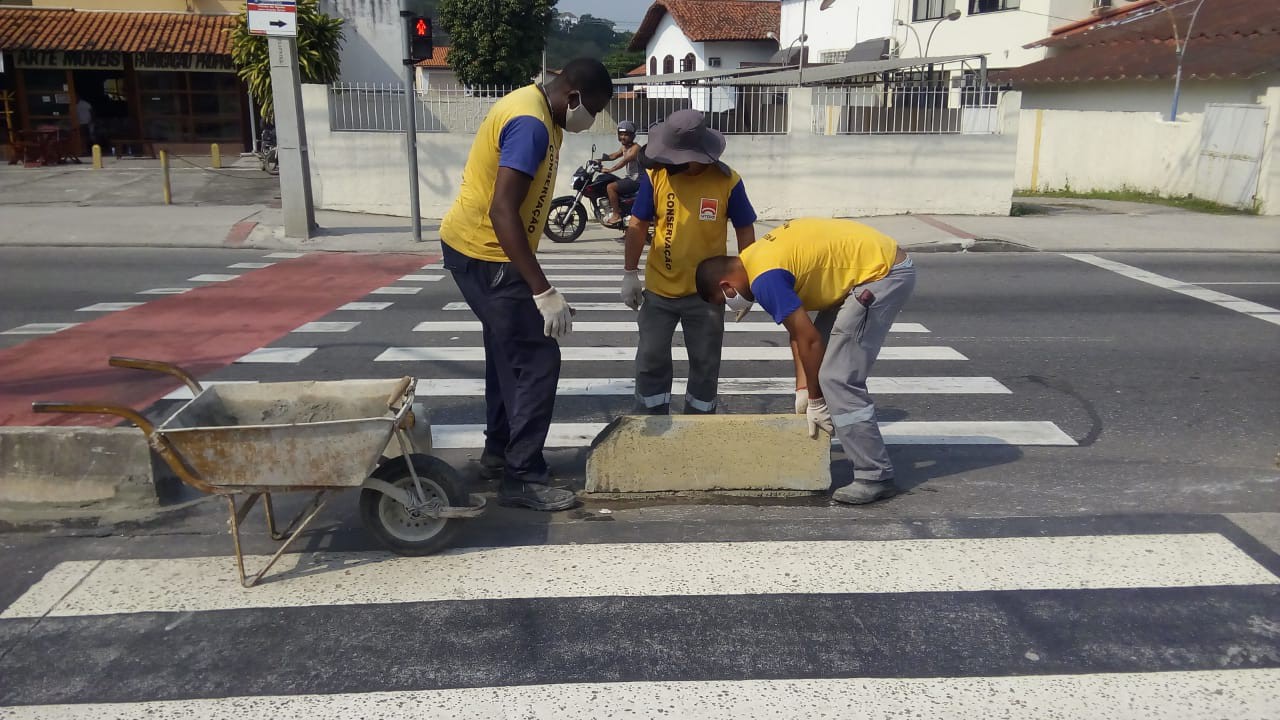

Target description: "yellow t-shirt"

left=645, top=166, right=746, bottom=298
left=440, top=85, right=563, bottom=262
left=740, top=218, right=899, bottom=314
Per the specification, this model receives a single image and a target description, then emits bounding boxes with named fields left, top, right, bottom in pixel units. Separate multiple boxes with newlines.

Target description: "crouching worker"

left=621, top=109, right=757, bottom=415
left=695, top=218, right=916, bottom=505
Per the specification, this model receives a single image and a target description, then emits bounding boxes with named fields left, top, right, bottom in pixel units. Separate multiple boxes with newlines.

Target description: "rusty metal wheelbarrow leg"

left=226, top=490, right=332, bottom=589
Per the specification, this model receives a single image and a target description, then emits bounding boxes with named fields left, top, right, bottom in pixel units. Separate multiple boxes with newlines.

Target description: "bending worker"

left=695, top=218, right=916, bottom=505
left=620, top=109, right=757, bottom=415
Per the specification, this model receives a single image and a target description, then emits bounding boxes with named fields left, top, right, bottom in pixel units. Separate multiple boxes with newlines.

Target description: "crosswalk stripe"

left=434, top=421, right=1076, bottom=447
left=376, top=346, right=968, bottom=362
left=414, top=377, right=1011, bottom=395
left=398, top=274, right=445, bottom=282
left=4, top=670, right=1275, bottom=719
left=5, top=534, right=1270, bottom=619
left=76, top=302, right=143, bottom=312
left=427, top=263, right=617, bottom=271
left=534, top=253, right=635, bottom=261
left=0, top=323, right=78, bottom=336
left=413, top=320, right=930, bottom=333
left=234, top=347, right=316, bottom=363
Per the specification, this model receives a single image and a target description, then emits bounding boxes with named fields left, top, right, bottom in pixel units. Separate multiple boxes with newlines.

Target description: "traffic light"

left=408, top=15, right=433, bottom=63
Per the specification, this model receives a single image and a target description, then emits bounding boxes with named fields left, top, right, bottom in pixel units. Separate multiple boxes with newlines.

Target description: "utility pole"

left=1155, top=0, right=1207, bottom=122
left=399, top=0, right=423, bottom=241
left=268, top=36, right=316, bottom=239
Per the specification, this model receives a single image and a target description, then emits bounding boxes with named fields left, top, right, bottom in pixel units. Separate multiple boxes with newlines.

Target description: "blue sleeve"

left=727, top=180, right=757, bottom=229
left=498, top=116, right=550, bottom=178
left=631, top=172, right=657, bottom=222
left=750, top=269, right=802, bottom=325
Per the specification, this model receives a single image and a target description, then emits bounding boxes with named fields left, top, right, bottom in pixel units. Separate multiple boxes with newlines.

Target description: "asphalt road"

left=1, top=245, right=1278, bottom=716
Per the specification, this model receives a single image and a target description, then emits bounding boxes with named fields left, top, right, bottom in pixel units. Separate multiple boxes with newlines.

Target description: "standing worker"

left=439, top=58, right=614, bottom=511
left=619, top=109, right=757, bottom=415
left=694, top=218, right=917, bottom=505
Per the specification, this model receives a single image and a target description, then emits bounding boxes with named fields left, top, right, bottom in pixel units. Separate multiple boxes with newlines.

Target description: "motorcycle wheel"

left=544, top=197, right=587, bottom=243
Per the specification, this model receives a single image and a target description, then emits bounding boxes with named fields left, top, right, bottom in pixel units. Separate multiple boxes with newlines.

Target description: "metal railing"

left=812, top=84, right=1007, bottom=135
left=610, top=85, right=791, bottom=135
left=329, top=83, right=516, bottom=133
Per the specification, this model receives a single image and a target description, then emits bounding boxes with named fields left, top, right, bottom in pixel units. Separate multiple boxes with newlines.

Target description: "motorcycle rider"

left=600, top=120, right=642, bottom=228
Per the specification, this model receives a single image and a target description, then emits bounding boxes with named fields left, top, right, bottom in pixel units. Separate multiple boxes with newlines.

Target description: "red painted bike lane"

left=0, top=252, right=433, bottom=427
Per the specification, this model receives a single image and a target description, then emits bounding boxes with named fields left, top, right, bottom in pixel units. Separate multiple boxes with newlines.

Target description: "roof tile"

left=630, top=0, right=779, bottom=51
left=0, top=7, right=236, bottom=55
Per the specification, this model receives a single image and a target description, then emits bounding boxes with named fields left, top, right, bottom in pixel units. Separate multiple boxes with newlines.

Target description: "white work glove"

left=806, top=397, right=834, bottom=439
left=533, top=286, right=573, bottom=340
left=621, top=269, right=644, bottom=311
left=794, top=388, right=809, bottom=415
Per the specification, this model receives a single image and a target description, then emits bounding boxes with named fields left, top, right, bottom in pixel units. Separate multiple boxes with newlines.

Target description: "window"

left=662, top=55, right=675, bottom=74
left=680, top=53, right=696, bottom=72
left=820, top=50, right=847, bottom=63
left=137, top=71, right=241, bottom=143
left=969, top=0, right=1018, bottom=13
left=912, top=0, right=954, bottom=21
left=649, top=57, right=657, bottom=75
left=707, top=57, right=722, bottom=68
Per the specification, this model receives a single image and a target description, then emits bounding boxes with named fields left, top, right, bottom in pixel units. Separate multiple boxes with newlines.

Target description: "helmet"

left=617, top=120, right=637, bottom=135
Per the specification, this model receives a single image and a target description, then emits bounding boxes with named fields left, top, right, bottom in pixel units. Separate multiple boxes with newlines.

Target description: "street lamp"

left=798, top=0, right=839, bottom=86
left=925, top=10, right=961, bottom=57
left=1153, top=0, right=1206, bottom=121
left=894, top=19, right=922, bottom=57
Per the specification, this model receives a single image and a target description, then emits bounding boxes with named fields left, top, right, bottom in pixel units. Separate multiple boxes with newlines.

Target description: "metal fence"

left=812, top=84, right=1007, bottom=135
left=329, top=83, right=515, bottom=133
left=610, top=85, right=791, bottom=135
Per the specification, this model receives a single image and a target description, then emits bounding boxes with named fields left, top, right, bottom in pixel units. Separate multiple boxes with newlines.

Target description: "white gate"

left=1195, top=104, right=1267, bottom=209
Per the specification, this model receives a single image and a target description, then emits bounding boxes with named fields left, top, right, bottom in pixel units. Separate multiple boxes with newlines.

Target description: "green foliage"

left=440, top=0, right=557, bottom=86
left=229, top=0, right=345, bottom=123
left=603, top=48, right=646, bottom=78
left=546, top=12, right=642, bottom=77
left=1015, top=187, right=1259, bottom=215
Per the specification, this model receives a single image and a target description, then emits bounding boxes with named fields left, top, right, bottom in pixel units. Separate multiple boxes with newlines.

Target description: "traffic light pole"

left=399, top=2, right=422, bottom=242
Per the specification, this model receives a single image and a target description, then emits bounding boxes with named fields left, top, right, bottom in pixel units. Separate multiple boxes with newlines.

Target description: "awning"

left=614, top=64, right=800, bottom=87
left=0, top=7, right=236, bottom=55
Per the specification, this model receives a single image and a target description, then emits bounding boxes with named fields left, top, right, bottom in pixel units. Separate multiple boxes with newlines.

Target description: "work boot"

left=478, top=451, right=505, bottom=481
left=498, top=481, right=578, bottom=512
left=832, top=479, right=899, bottom=506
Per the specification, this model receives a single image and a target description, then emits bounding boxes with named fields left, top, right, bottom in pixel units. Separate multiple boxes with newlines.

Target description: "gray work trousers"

left=634, top=290, right=724, bottom=414
left=816, top=258, right=917, bottom=482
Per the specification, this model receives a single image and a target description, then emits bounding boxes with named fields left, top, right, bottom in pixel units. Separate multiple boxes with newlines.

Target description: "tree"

left=229, top=0, right=345, bottom=122
left=603, top=48, right=646, bottom=79
left=440, top=0, right=557, bottom=86
left=546, top=12, right=643, bottom=77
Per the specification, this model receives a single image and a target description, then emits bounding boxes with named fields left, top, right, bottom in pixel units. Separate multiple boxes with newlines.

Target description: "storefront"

left=0, top=7, right=249, bottom=159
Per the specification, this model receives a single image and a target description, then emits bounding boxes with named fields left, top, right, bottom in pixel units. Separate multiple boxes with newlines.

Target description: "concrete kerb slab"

left=0, top=426, right=159, bottom=508
left=585, top=415, right=831, bottom=495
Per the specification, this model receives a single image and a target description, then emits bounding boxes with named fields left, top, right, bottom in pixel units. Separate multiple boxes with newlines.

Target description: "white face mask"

left=564, top=93, right=595, bottom=133
left=723, top=288, right=753, bottom=316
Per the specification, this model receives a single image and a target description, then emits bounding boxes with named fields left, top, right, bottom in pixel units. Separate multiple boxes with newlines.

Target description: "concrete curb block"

left=585, top=415, right=831, bottom=494
left=0, top=427, right=158, bottom=507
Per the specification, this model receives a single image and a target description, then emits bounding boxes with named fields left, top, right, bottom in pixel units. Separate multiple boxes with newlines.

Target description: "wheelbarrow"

left=33, top=357, right=486, bottom=587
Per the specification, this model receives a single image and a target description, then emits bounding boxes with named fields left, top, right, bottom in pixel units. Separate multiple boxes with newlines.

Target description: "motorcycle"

left=257, top=125, right=278, bottom=173
left=543, top=145, right=640, bottom=243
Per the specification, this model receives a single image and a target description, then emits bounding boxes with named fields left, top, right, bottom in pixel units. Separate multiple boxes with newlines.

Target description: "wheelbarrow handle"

left=109, top=356, right=204, bottom=396
left=31, top=401, right=156, bottom=435
left=387, top=376, right=415, bottom=412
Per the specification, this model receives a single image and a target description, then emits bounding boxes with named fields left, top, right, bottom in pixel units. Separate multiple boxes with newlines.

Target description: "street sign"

left=248, top=0, right=298, bottom=38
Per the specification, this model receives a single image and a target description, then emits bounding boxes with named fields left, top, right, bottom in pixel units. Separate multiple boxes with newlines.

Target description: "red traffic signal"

left=408, top=15, right=434, bottom=63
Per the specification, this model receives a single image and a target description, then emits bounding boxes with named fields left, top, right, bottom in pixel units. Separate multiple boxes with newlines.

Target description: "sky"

left=554, top=0, right=647, bottom=31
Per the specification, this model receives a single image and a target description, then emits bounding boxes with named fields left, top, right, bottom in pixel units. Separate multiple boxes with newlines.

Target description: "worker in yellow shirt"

left=695, top=218, right=916, bottom=505
left=619, top=109, right=757, bottom=414
left=439, top=58, right=614, bottom=512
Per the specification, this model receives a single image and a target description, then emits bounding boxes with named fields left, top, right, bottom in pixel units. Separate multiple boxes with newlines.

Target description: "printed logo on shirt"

left=699, top=198, right=719, bottom=222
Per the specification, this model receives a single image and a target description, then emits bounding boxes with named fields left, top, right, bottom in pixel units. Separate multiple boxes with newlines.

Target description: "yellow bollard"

left=160, top=150, right=172, bottom=205
left=211, top=143, right=221, bottom=169
left=91, top=144, right=102, bottom=169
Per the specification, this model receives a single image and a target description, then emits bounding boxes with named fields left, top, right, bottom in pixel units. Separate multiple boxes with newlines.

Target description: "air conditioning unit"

left=1092, top=0, right=1112, bottom=14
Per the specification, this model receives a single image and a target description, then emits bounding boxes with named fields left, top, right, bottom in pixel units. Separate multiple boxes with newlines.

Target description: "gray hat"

left=617, top=120, right=637, bottom=134
left=640, top=109, right=726, bottom=169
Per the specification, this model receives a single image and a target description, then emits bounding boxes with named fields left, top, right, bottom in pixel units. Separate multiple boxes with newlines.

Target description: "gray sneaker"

left=498, top=481, right=578, bottom=512
left=832, top=480, right=899, bottom=505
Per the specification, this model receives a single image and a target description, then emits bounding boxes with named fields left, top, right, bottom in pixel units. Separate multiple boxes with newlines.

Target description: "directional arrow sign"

left=248, top=0, right=298, bottom=37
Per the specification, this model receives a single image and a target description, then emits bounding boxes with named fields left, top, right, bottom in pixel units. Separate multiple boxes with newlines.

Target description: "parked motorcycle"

left=258, top=125, right=278, bottom=173
left=543, top=145, right=639, bottom=243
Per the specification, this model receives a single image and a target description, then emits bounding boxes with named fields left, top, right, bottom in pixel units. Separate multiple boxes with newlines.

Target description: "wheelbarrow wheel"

left=361, top=454, right=467, bottom=556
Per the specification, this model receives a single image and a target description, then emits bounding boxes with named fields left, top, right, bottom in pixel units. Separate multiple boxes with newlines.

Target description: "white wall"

left=1021, top=79, right=1270, bottom=116
left=696, top=40, right=779, bottom=70
left=303, top=84, right=1020, bottom=220
left=891, top=0, right=1096, bottom=68
left=781, top=0, right=897, bottom=57
left=646, top=13, right=700, bottom=77
left=322, top=0, right=403, bottom=84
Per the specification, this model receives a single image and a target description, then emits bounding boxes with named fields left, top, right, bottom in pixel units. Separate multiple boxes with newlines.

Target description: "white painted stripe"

left=431, top=421, right=1074, bottom=448
left=265, top=252, right=306, bottom=258
left=414, top=376, right=1010, bottom=396
left=76, top=302, right=142, bottom=312
left=1065, top=254, right=1280, bottom=326
left=292, top=321, right=360, bottom=333
left=369, top=286, right=422, bottom=295
left=187, top=274, right=239, bottom=282
left=1190, top=281, right=1280, bottom=285
left=398, top=274, right=445, bottom=282
left=427, top=263, right=618, bottom=271
left=136, top=287, right=192, bottom=295
left=1254, top=313, right=1280, bottom=327
left=536, top=253, right=633, bottom=260
left=336, top=301, right=393, bottom=311
left=228, top=262, right=274, bottom=269
left=376, top=346, right=966, bottom=362
left=4, top=534, right=1272, bottom=619
left=4, top=671, right=1277, bottom=719
left=234, top=347, right=316, bottom=364
left=1, top=323, right=78, bottom=336
left=413, top=320, right=929, bottom=334
left=546, top=274, right=628, bottom=282
left=162, top=380, right=258, bottom=401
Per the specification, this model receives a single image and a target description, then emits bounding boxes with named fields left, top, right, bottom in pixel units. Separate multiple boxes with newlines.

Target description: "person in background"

left=439, top=58, right=614, bottom=511
left=76, top=98, right=94, bottom=154
left=600, top=120, right=642, bottom=227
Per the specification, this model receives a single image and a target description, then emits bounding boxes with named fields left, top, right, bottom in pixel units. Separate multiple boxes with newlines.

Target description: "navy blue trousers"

left=441, top=241, right=561, bottom=485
